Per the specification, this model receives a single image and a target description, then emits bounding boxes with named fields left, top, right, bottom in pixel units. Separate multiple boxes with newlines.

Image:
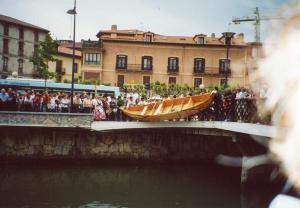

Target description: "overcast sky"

left=0, top=0, right=292, bottom=42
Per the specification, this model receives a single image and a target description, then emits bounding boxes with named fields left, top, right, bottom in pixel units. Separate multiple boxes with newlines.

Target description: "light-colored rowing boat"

left=120, top=93, right=213, bottom=122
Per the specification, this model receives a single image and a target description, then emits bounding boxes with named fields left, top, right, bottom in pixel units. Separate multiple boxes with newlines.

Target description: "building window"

left=3, top=39, right=9, bottom=54
left=142, top=56, right=152, bottom=70
left=18, top=59, right=23, bottom=74
left=85, top=53, right=100, bottom=65
left=116, top=55, right=127, bottom=69
left=197, top=37, right=205, bottom=44
left=220, top=78, right=227, bottom=86
left=168, top=77, right=176, bottom=84
left=168, top=57, right=179, bottom=72
left=144, top=35, right=153, bottom=42
left=143, top=76, right=150, bottom=85
left=34, top=44, right=38, bottom=57
left=18, top=42, right=24, bottom=56
left=34, top=31, right=39, bottom=42
left=219, top=59, right=230, bottom=74
left=194, top=58, right=205, bottom=73
left=4, top=24, right=9, bottom=36
left=74, top=63, right=78, bottom=73
left=19, top=28, right=24, bottom=40
left=56, top=60, right=63, bottom=73
left=194, top=78, right=203, bottom=88
left=3, top=57, right=8, bottom=72
left=117, top=75, right=124, bottom=88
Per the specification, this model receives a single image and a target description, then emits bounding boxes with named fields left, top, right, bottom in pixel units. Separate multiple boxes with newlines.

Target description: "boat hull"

left=121, top=94, right=213, bottom=122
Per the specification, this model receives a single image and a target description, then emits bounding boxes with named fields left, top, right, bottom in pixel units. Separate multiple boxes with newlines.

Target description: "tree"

left=30, top=34, right=58, bottom=88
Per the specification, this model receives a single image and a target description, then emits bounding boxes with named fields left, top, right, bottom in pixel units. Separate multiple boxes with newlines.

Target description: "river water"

left=0, top=163, right=279, bottom=208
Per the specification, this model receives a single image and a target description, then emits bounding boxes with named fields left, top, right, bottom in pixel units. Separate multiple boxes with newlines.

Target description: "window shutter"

left=141, top=56, right=144, bottom=70
left=149, top=56, right=153, bottom=70
left=202, top=58, right=205, bottom=72
left=124, top=55, right=127, bottom=69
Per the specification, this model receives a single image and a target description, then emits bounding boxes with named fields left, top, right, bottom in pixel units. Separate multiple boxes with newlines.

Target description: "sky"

left=0, top=0, right=291, bottom=42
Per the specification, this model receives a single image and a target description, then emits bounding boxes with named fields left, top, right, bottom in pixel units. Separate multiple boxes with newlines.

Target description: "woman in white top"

left=60, top=95, right=70, bottom=113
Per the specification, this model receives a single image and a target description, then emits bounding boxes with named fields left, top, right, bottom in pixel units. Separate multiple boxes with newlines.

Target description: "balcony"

left=167, top=67, right=179, bottom=74
left=193, top=67, right=231, bottom=76
left=116, top=64, right=152, bottom=73
left=56, top=68, right=66, bottom=75
left=82, top=40, right=101, bottom=48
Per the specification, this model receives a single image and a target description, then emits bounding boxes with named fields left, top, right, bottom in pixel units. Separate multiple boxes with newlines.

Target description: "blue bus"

left=0, top=78, right=120, bottom=97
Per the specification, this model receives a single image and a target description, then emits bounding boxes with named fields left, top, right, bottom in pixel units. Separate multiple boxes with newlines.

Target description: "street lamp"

left=67, top=0, right=77, bottom=112
left=222, top=32, right=235, bottom=88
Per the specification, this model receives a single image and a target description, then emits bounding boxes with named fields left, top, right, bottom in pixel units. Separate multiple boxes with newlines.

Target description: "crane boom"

left=232, top=7, right=282, bottom=42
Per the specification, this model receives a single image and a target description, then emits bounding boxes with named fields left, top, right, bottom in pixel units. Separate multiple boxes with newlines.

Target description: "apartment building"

left=82, top=25, right=249, bottom=88
left=0, top=15, right=49, bottom=78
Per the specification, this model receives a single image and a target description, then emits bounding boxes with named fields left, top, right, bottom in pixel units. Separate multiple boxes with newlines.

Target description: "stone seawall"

left=0, top=127, right=266, bottom=162
left=0, top=111, right=92, bottom=128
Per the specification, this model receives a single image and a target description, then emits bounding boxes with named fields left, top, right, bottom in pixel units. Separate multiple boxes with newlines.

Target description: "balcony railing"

left=193, top=67, right=231, bottom=76
left=82, top=41, right=101, bottom=48
left=116, top=64, right=152, bottom=73
left=167, top=67, right=179, bottom=73
left=56, top=68, right=66, bottom=75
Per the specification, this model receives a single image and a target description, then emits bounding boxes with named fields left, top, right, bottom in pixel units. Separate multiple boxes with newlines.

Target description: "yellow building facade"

left=49, top=46, right=82, bottom=82
left=81, top=25, right=254, bottom=88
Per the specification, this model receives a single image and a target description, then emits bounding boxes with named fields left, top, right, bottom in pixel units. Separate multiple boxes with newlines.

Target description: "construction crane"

left=232, top=7, right=283, bottom=42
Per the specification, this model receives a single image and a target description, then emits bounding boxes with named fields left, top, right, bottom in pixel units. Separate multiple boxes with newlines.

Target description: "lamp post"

left=222, top=32, right=235, bottom=88
left=67, top=0, right=77, bottom=112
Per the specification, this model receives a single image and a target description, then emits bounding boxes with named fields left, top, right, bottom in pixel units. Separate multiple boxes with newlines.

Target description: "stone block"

left=2, top=136, right=15, bottom=147
left=144, top=151, right=150, bottom=159
left=118, top=143, right=124, bottom=153
left=62, top=146, right=71, bottom=156
left=103, top=137, right=114, bottom=145
left=28, top=146, right=35, bottom=155
left=43, top=145, right=53, bottom=155
left=29, top=137, right=41, bottom=146
left=123, top=143, right=131, bottom=153
left=54, top=146, right=63, bottom=155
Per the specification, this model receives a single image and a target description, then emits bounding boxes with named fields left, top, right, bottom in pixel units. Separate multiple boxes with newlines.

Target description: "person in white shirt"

left=126, top=96, right=136, bottom=108
left=60, top=95, right=70, bottom=113
left=137, top=97, right=147, bottom=106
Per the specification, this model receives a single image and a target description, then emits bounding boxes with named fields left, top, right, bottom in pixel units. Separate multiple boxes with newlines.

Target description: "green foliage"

left=82, top=80, right=94, bottom=85
left=30, top=34, right=58, bottom=82
left=63, top=78, right=70, bottom=83
left=123, top=84, right=145, bottom=96
left=95, top=80, right=101, bottom=85
left=207, top=84, right=214, bottom=92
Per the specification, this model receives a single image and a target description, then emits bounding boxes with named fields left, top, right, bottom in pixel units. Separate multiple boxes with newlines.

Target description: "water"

left=0, top=163, right=244, bottom=208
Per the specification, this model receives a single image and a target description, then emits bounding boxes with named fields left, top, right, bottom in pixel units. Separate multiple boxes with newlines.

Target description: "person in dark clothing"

left=212, top=87, right=223, bottom=121
left=117, top=96, right=125, bottom=121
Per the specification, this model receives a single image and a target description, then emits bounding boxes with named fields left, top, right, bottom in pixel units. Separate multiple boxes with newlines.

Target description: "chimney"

left=211, top=33, right=215, bottom=38
left=111, top=25, right=117, bottom=31
left=236, top=33, right=244, bottom=42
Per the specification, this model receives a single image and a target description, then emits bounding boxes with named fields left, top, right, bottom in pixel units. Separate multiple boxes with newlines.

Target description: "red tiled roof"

left=58, top=46, right=81, bottom=58
left=0, top=14, right=49, bottom=32
left=59, top=41, right=82, bottom=50
left=97, top=28, right=246, bottom=46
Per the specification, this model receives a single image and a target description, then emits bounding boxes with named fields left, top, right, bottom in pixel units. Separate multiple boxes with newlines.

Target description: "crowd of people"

left=0, top=86, right=266, bottom=123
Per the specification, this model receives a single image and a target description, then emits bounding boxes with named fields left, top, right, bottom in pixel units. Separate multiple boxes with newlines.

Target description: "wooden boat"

left=120, top=93, right=213, bottom=122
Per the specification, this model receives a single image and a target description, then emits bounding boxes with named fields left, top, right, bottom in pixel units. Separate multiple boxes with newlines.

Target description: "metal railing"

left=116, top=64, right=152, bottom=72
left=193, top=67, right=231, bottom=76
left=0, top=98, right=271, bottom=125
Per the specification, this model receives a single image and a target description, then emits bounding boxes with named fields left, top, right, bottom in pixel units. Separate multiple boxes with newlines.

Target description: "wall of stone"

left=0, top=111, right=92, bottom=128
left=0, top=127, right=266, bottom=162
